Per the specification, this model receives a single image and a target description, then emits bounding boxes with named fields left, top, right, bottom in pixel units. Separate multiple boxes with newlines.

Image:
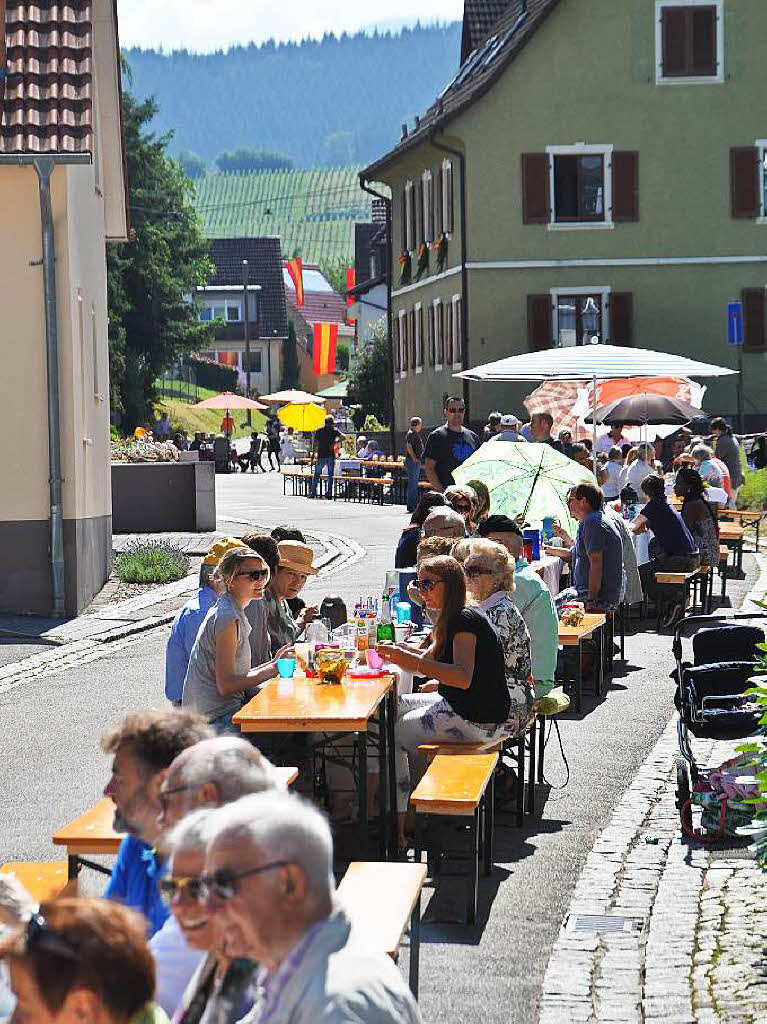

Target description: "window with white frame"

left=655, top=1, right=723, bottom=84
left=451, top=294, right=463, bottom=368
left=198, top=301, right=241, bottom=322
left=434, top=299, right=443, bottom=368
left=422, top=170, right=434, bottom=243
left=414, top=302, right=423, bottom=371
left=404, top=181, right=415, bottom=251
left=398, top=309, right=408, bottom=375
left=551, top=288, right=610, bottom=347
left=548, top=145, right=613, bottom=226
left=441, top=159, right=454, bottom=234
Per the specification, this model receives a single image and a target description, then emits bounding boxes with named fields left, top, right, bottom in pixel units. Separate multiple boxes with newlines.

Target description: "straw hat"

left=277, top=540, right=318, bottom=575
left=202, top=537, right=247, bottom=566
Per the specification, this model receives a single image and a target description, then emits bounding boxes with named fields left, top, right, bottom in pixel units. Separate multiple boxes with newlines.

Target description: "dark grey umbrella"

left=585, top=393, right=704, bottom=426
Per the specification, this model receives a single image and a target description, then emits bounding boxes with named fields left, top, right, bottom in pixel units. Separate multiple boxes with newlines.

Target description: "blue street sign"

left=728, top=301, right=744, bottom=346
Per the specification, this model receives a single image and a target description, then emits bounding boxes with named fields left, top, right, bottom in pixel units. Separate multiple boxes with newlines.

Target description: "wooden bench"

left=1, top=861, right=72, bottom=902
left=718, top=508, right=763, bottom=551
left=337, top=861, right=427, bottom=997
left=410, top=751, right=498, bottom=924
left=653, top=568, right=704, bottom=631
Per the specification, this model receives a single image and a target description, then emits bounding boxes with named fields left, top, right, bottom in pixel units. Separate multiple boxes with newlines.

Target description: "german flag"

left=286, top=257, right=304, bottom=307
left=312, top=322, right=338, bottom=375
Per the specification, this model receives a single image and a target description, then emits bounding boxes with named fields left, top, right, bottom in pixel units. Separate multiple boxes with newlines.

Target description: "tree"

left=281, top=320, right=300, bottom=389
left=177, top=149, right=206, bottom=179
left=107, top=92, right=215, bottom=430
left=214, top=148, right=294, bottom=174
left=346, top=316, right=390, bottom=426
left=336, top=341, right=349, bottom=372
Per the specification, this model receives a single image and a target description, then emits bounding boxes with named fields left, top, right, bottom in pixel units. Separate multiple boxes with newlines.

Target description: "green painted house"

left=361, top=0, right=767, bottom=430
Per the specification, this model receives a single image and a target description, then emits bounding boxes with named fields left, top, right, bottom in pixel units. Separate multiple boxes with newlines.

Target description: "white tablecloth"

left=531, top=554, right=564, bottom=597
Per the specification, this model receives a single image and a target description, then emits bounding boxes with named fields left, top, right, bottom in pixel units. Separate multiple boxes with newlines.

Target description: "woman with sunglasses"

left=444, top=484, right=479, bottom=532
left=182, top=547, right=293, bottom=733
left=377, top=555, right=509, bottom=850
left=162, top=810, right=255, bottom=1024
left=453, top=538, right=534, bottom=736
left=0, top=897, right=166, bottom=1023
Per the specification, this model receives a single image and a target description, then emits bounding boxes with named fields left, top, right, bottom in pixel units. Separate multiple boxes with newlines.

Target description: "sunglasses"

left=450, top=502, right=472, bottom=512
left=24, top=912, right=78, bottom=960
left=158, top=875, right=207, bottom=903
left=446, top=406, right=465, bottom=413
left=201, top=861, right=290, bottom=899
left=412, top=578, right=441, bottom=593
left=236, top=569, right=270, bottom=582
left=158, top=783, right=196, bottom=812
left=464, top=566, right=493, bottom=579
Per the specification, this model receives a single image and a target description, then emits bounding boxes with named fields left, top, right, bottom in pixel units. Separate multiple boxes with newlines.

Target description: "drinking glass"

left=276, top=657, right=296, bottom=679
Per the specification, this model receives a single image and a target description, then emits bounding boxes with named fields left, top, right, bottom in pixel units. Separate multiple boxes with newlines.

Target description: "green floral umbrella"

left=454, top=440, right=597, bottom=534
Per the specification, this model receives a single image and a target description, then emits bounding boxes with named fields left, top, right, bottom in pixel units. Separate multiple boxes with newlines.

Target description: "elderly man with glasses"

left=422, top=395, right=479, bottom=492
left=150, top=736, right=281, bottom=1017
left=199, top=791, right=422, bottom=1024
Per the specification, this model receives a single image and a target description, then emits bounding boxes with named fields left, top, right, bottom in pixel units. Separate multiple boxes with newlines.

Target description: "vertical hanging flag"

left=345, top=267, right=356, bottom=324
left=286, top=257, right=304, bottom=307
left=313, top=322, right=338, bottom=375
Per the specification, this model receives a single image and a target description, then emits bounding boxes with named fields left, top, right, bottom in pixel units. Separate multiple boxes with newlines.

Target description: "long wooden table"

left=718, top=521, right=745, bottom=571
left=558, top=613, right=607, bottom=714
left=233, top=674, right=398, bottom=859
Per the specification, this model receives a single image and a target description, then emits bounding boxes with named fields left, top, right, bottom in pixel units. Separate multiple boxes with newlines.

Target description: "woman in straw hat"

left=263, top=541, right=320, bottom=654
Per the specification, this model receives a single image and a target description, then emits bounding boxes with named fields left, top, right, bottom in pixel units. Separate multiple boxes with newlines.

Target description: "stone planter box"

left=111, top=462, right=215, bottom=533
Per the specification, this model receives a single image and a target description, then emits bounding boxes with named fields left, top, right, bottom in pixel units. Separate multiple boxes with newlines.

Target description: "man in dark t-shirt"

left=310, top=415, right=344, bottom=498
left=423, top=396, right=479, bottom=491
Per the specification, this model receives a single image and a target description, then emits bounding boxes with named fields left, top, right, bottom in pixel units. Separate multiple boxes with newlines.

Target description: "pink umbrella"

left=192, top=392, right=267, bottom=411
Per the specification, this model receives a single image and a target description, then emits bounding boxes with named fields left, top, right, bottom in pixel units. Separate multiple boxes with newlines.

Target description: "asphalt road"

left=0, top=471, right=758, bottom=1023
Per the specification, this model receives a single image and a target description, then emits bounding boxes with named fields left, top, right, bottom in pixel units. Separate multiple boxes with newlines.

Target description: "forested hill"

left=123, top=22, right=462, bottom=170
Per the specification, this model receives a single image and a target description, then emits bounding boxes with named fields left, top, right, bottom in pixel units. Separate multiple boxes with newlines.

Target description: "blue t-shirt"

left=641, top=497, right=696, bottom=557
left=104, top=835, right=168, bottom=937
left=573, top=511, right=623, bottom=608
left=165, top=586, right=217, bottom=700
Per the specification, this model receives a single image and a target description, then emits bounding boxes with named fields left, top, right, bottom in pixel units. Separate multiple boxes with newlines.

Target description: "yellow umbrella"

left=278, top=402, right=327, bottom=432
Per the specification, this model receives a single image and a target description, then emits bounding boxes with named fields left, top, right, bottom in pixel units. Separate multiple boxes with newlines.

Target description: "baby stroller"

left=673, top=612, right=766, bottom=837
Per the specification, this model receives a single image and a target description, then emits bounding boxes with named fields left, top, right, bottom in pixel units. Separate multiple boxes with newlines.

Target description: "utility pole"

left=243, top=260, right=251, bottom=426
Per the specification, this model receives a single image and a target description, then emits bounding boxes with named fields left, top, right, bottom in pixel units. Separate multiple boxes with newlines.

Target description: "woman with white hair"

left=453, top=538, right=534, bottom=735
left=163, top=809, right=255, bottom=1023
left=619, top=442, right=656, bottom=497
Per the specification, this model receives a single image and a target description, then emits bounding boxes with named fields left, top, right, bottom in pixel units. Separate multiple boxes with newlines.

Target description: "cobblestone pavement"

left=539, top=557, right=767, bottom=1024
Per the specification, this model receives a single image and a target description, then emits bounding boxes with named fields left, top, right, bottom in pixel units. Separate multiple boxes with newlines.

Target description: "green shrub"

left=738, top=467, right=767, bottom=510
left=114, top=541, right=190, bottom=584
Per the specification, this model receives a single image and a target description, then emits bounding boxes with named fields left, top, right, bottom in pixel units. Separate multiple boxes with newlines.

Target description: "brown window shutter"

left=427, top=305, right=435, bottom=366
left=609, top=293, right=633, bottom=346
left=612, top=152, right=639, bottom=222
left=731, top=148, right=760, bottom=219
left=393, top=316, right=400, bottom=372
left=527, top=294, right=553, bottom=351
left=436, top=168, right=444, bottom=235
left=401, top=314, right=409, bottom=371
left=437, top=302, right=444, bottom=363
left=408, top=310, right=415, bottom=367
left=445, top=304, right=453, bottom=364
left=416, top=179, right=424, bottom=244
left=401, top=190, right=408, bottom=251
left=455, top=297, right=464, bottom=367
left=521, top=153, right=550, bottom=224
left=661, top=7, right=687, bottom=76
left=691, top=6, right=717, bottom=75
left=742, top=288, right=766, bottom=351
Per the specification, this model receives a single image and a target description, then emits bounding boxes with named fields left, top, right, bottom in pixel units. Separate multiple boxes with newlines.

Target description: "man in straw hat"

left=165, top=537, right=244, bottom=706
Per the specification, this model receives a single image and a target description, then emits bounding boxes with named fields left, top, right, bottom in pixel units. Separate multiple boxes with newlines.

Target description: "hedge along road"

left=0, top=469, right=759, bottom=1023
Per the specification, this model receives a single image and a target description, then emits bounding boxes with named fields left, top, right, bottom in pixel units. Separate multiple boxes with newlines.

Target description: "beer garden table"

left=233, top=673, right=398, bottom=860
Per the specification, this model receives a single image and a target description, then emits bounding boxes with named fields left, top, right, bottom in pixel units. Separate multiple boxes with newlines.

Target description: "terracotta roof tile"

left=1, top=1, right=94, bottom=154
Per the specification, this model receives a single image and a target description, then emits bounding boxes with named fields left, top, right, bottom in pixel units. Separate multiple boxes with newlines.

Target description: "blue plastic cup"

left=395, top=602, right=412, bottom=624
left=276, top=657, right=296, bottom=679
left=542, top=516, right=556, bottom=542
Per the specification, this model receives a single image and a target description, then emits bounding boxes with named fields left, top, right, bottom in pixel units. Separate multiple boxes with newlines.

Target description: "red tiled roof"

left=1, top=1, right=94, bottom=154
left=288, top=289, right=348, bottom=325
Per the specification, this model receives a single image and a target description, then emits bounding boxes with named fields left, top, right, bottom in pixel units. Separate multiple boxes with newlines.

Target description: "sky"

left=116, top=1, right=465, bottom=53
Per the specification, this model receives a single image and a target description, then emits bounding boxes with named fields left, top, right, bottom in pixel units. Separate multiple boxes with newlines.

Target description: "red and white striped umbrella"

left=523, top=380, right=590, bottom=439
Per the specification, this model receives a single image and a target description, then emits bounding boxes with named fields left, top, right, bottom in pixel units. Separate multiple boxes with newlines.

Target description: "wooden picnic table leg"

left=467, top=807, right=480, bottom=925
left=576, top=640, right=584, bottom=713
left=482, top=779, right=494, bottom=876
left=526, top=725, right=537, bottom=816
left=357, top=731, right=367, bottom=827
left=537, top=716, right=545, bottom=785
left=377, top=703, right=389, bottom=862
left=386, top=690, right=398, bottom=861
left=595, top=626, right=604, bottom=698
left=67, top=854, right=79, bottom=881
left=408, top=888, right=421, bottom=998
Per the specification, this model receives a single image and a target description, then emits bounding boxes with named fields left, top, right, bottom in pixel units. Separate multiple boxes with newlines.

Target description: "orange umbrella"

left=591, top=376, right=698, bottom=407
left=192, top=392, right=267, bottom=411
